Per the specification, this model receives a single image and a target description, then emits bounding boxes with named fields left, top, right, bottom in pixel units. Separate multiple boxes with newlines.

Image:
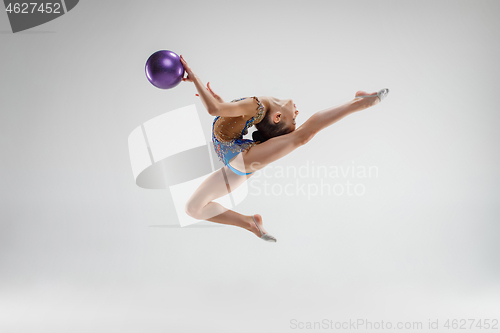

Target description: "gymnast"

left=180, top=55, right=389, bottom=242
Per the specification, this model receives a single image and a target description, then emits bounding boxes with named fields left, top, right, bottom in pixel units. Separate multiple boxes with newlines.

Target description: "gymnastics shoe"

left=356, top=88, right=390, bottom=102
left=253, top=216, right=277, bottom=243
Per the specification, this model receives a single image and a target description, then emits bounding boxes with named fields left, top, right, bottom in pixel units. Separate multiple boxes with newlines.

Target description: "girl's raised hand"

left=180, top=56, right=224, bottom=101
left=180, top=55, right=196, bottom=82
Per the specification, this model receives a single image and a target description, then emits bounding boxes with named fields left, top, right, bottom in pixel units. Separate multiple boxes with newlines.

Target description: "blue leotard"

left=212, top=97, right=266, bottom=176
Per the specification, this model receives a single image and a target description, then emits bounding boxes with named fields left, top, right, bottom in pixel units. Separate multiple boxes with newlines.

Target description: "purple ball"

left=145, top=50, right=184, bottom=89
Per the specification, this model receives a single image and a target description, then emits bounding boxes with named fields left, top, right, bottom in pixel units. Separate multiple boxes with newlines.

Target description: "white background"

left=1, top=0, right=499, bottom=332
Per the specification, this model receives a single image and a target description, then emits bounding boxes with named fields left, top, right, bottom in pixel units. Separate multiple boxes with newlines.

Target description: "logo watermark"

left=3, top=0, right=79, bottom=33
left=249, top=160, right=379, bottom=199
left=289, top=318, right=499, bottom=330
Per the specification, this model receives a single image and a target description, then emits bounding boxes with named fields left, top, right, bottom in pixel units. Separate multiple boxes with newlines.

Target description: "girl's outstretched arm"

left=180, top=55, right=258, bottom=118
left=180, top=55, right=221, bottom=114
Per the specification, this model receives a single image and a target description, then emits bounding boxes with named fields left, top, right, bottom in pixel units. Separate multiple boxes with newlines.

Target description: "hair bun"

left=252, top=130, right=266, bottom=143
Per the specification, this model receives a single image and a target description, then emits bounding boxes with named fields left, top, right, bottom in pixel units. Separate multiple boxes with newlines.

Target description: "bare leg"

left=185, top=166, right=266, bottom=237
left=205, top=211, right=266, bottom=237
left=230, top=94, right=379, bottom=173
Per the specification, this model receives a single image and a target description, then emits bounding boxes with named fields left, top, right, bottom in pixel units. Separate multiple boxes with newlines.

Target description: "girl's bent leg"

left=185, top=166, right=263, bottom=235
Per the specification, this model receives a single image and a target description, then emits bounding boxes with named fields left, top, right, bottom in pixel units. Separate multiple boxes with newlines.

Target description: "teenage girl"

left=180, top=55, right=389, bottom=242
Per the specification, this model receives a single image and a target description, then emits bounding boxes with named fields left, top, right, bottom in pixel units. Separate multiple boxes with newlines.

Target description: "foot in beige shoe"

left=250, top=214, right=277, bottom=243
left=355, top=88, right=389, bottom=105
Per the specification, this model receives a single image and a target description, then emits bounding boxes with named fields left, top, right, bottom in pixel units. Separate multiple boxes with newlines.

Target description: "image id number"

left=5, top=2, right=62, bottom=14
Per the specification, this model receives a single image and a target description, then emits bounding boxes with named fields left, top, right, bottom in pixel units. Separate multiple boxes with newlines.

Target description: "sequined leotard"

left=212, top=96, right=266, bottom=175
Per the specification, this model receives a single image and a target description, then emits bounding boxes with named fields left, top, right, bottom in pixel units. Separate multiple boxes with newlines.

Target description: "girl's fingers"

left=180, top=57, right=190, bottom=69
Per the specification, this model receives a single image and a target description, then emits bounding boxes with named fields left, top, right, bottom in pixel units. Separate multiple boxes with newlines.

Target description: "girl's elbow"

left=207, top=106, right=219, bottom=116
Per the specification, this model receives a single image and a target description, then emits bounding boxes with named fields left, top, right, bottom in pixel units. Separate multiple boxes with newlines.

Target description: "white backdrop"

left=1, top=0, right=499, bottom=332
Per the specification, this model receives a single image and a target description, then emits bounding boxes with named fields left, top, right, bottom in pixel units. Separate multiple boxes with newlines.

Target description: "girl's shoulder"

left=256, top=96, right=271, bottom=112
left=248, top=96, right=268, bottom=125
left=227, top=96, right=269, bottom=123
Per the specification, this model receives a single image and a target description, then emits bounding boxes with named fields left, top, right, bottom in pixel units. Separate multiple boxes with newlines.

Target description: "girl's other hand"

left=206, top=82, right=224, bottom=102
left=194, top=82, right=224, bottom=101
left=180, top=55, right=196, bottom=82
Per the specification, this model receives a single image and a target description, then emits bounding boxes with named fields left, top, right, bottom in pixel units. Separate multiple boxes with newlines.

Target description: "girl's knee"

left=185, top=200, right=201, bottom=219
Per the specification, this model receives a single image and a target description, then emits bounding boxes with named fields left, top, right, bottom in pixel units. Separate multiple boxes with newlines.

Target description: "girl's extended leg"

left=230, top=94, right=377, bottom=173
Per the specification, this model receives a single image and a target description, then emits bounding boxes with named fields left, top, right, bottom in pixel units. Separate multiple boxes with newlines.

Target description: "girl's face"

left=275, top=98, right=300, bottom=130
